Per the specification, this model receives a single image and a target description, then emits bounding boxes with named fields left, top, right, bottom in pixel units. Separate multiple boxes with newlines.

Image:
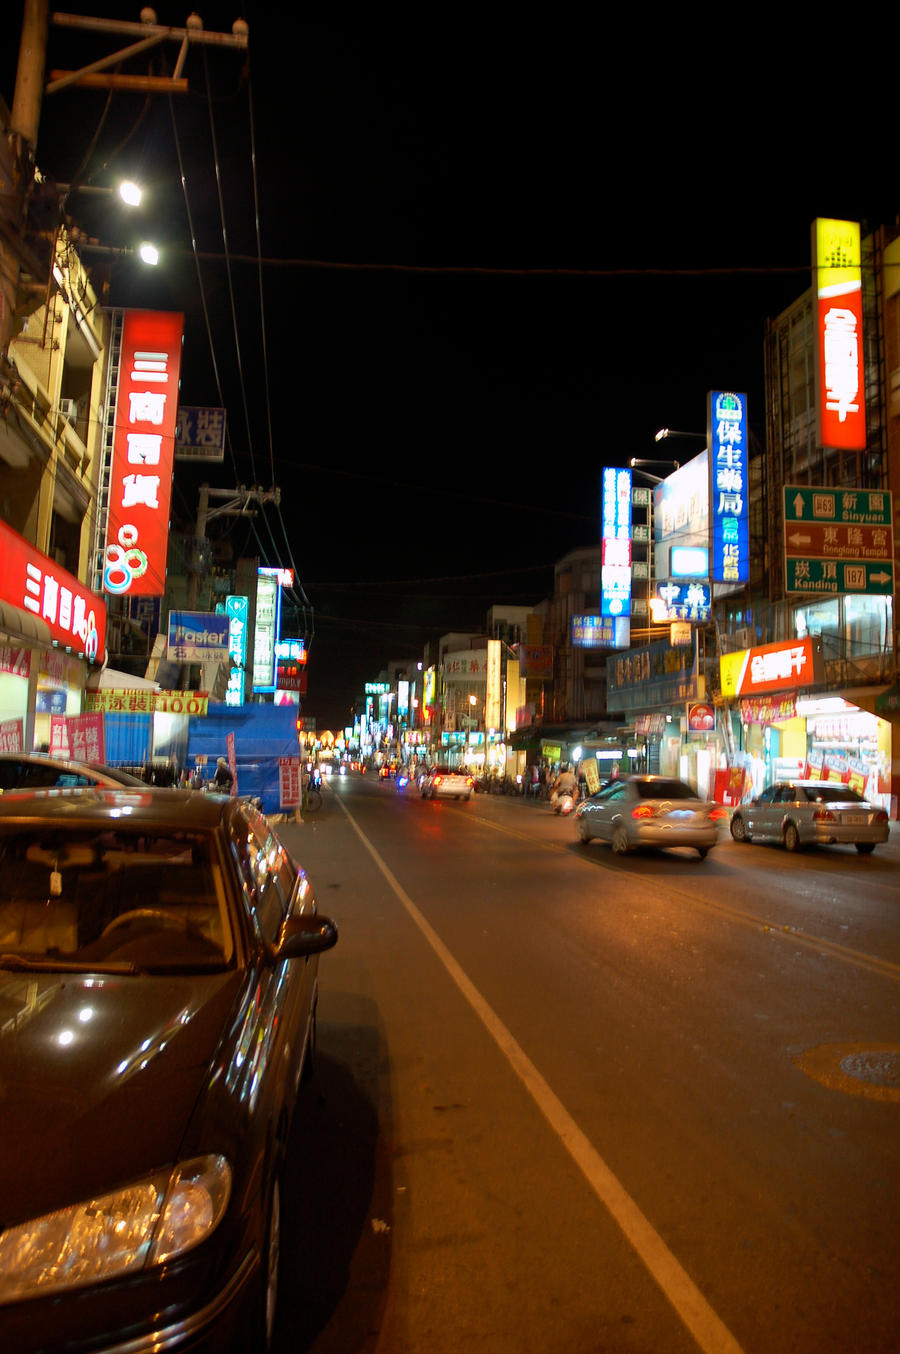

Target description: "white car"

left=420, top=765, right=475, bottom=801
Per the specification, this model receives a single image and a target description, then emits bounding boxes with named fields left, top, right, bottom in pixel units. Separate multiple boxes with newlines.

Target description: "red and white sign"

left=813, top=219, right=866, bottom=452
left=0, top=518, right=106, bottom=662
left=279, top=756, right=302, bottom=807
left=722, top=636, right=820, bottom=698
left=0, top=718, right=24, bottom=753
left=66, top=712, right=106, bottom=763
left=104, top=310, right=184, bottom=596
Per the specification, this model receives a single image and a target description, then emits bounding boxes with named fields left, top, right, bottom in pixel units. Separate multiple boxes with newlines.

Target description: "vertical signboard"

left=225, top=595, right=249, bottom=706
left=485, top=638, right=502, bottom=730
left=812, top=218, right=866, bottom=452
left=707, top=390, right=749, bottom=586
left=252, top=569, right=281, bottom=691
left=103, top=311, right=183, bottom=597
left=601, top=466, right=632, bottom=616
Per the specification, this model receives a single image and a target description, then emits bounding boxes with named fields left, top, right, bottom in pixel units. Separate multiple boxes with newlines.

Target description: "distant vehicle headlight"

left=0, top=1155, right=231, bottom=1304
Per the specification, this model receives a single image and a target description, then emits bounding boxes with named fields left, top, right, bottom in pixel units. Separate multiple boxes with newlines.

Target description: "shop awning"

left=87, top=666, right=160, bottom=691
left=0, top=600, right=53, bottom=648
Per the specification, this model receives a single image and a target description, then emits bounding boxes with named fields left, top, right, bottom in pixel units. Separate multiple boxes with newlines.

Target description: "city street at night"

left=271, top=773, right=899, bottom=1354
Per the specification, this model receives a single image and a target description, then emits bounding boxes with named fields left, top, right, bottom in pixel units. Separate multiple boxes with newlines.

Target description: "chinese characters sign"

left=104, top=311, right=183, bottom=596
left=0, top=518, right=105, bottom=662
left=174, top=406, right=226, bottom=461
left=812, top=218, right=866, bottom=452
left=571, top=615, right=630, bottom=648
left=601, top=466, right=632, bottom=616
left=719, top=637, right=823, bottom=698
left=166, top=611, right=229, bottom=663
left=707, top=390, right=749, bottom=586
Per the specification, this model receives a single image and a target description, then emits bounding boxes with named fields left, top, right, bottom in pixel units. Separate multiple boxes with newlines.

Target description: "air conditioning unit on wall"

left=59, top=398, right=78, bottom=425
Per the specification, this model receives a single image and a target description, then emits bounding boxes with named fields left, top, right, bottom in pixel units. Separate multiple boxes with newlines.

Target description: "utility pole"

left=187, top=484, right=281, bottom=609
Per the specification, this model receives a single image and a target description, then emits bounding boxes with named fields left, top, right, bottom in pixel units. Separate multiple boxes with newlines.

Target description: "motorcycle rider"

left=551, top=762, right=577, bottom=810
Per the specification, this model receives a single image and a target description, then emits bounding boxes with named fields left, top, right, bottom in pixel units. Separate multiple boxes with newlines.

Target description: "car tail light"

left=709, top=806, right=729, bottom=823
left=434, top=776, right=443, bottom=787
left=813, top=807, right=836, bottom=823
left=875, top=809, right=888, bottom=823
left=465, top=777, right=474, bottom=787
left=631, top=804, right=655, bottom=819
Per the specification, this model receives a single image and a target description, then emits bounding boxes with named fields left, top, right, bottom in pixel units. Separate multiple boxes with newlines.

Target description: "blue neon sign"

left=601, top=466, right=633, bottom=617
left=708, top=391, right=749, bottom=585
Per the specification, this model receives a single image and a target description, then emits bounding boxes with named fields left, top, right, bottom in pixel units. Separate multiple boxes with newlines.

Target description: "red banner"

left=104, top=310, right=183, bottom=597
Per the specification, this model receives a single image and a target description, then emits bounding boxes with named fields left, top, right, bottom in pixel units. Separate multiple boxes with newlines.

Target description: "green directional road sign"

left=783, top=486, right=892, bottom=527
left=785, top=558, right=894, bottom=595
left=783, top=485, right=894, bottom=595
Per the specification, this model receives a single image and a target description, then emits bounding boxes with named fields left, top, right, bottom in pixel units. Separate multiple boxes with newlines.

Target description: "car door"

left=745, top=784, right=781, bottom=837
left=586, top=781, right=630, bottom=842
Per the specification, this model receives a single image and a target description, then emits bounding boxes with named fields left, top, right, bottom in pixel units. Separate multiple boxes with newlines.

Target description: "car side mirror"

left=274, top=913, right=338, bottom=960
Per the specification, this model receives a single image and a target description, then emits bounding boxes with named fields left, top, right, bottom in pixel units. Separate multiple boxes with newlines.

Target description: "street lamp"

left=630, top=457, right=680, bottom=484
left=654, top=428, right=706, bottom=444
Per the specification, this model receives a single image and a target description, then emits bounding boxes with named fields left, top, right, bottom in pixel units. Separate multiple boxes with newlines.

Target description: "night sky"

left=5, top=9, right=897, bottom=730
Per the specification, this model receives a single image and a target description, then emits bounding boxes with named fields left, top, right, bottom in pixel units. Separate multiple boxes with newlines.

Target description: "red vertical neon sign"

left=103, top=311, right=183, bottom=596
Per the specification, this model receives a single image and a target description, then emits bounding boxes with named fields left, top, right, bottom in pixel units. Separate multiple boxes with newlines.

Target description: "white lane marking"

left=338, top=799, right=747, bottom=1354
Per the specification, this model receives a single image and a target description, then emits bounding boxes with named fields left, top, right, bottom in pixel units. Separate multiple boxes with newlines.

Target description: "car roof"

left=0, top=786, right=239, bottom=830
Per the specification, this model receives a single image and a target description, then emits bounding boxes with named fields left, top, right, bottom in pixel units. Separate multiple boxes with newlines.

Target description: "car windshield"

left=802, top=785, right=865, bottom=805
left=433, top=766, right=454, bottom=775
left=633, top=779, right=698, bottom=800
left=0, top=826, right=234, bottom=973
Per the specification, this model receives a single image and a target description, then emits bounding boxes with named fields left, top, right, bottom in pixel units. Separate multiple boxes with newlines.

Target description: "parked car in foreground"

left=0, top=752, right=148, bottom=792
left=420, top=765, right=475, bottom=801
left=575, top=774, right=727, bottom=858
left=0, top=788, right=337, bottom=1353
left=729, top=780, right=889, bottom=853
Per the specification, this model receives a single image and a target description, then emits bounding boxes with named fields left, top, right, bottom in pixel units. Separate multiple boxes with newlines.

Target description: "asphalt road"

left=270, top=774, right=900, bottom=1354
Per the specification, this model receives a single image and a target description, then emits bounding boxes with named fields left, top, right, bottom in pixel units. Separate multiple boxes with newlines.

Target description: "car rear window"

left=803, top=786, right=864, bottom=805
left=633, top=779, right=697, bottom=800
left=0, top=827, right=233, bottom=971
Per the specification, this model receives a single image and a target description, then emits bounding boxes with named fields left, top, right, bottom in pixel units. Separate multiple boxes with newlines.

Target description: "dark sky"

left=5, top=9, right=897, bottom=730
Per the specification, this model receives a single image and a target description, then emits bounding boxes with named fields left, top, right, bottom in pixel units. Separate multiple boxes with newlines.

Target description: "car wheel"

left=783, top=822, right=802, bottom=852
left=611, top=824, right=630, bottom=855
left=730, top=814, right=749, bottom=842
left=577, top=819, right=590, bottom=844
left=855, top=841, right=876, bottom=854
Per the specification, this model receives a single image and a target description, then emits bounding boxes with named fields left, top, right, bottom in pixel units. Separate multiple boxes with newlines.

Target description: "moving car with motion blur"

left=0, top=787, right=338, bottom=1353
left=420, top=765, right=475, bottom=801
left=575, top=774, right=727, bottom=859
left=0, top=752, right=148, bottom=792
left=729, top=779, right=889, bottom=853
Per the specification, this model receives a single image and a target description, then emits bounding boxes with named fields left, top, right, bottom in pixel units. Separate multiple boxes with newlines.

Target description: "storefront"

left=0, top=523, right=107, bottom=755
left=722, top=638, right=893, bottom=815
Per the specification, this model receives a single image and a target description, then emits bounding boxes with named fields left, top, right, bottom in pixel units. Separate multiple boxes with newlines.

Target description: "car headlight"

left=0, top=1155, right=231, bottom=1305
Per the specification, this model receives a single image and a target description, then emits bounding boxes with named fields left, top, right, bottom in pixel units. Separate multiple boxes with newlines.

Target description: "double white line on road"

left=339, top=798, right=747, bottom=1354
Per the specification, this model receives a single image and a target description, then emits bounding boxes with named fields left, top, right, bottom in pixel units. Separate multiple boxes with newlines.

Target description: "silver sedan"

left=575, top=775, right=727, bottom=859
left=729, top=780, right=889, bottom=853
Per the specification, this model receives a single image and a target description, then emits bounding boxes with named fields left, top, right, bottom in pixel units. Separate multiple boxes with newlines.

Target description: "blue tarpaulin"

left=186, top=704, right=301, bottom=814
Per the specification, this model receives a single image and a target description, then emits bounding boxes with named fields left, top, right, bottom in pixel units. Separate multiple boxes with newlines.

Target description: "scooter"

left=555, top=791, right=576, bottom=816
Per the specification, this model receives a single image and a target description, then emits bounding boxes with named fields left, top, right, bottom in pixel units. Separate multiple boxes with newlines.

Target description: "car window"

left=633, top=779, right=696, bottom=800
left=756, top=787, right=778, bottom=805
left=17, top=764, right=94, bottom=789
left=597, top=782, right=628, bottom=801
left=807, top=785, right=864, bottom=804
left=0, top=761, right=24, bottom=789
left=777, top=786, right=799, bottom=803
left=232, top=815, right=292, bottom=943
left=0, top=826, right=232, bottom=970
